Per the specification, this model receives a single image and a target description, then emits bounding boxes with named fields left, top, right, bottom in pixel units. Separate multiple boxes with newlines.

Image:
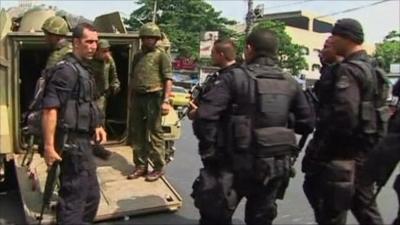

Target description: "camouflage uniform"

left=41, top=16, right=71, bottom=69
left=129, top=23, right=173, bottom=171
left=90, top=51, right=120, bottom=115
left=45, top=39, right=72, bottom=69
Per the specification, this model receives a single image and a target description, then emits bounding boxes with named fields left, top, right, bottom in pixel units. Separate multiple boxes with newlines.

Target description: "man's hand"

left=188, top=101, right=198, bottom=120
left=104, top=52, right=112, bottom=63
left=44, top=146, right=62, bottom=167
left=95, top=127, right=107, bottom=144
left=110, top=86, right=120, bottom=95
left=161, top=102, right=170, bottom=115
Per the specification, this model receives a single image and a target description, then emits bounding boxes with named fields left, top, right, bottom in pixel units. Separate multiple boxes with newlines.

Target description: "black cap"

left=331, top=18, right=364, bottom=44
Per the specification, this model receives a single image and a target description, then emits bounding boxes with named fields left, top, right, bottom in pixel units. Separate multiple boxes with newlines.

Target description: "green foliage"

left=125, top=0, right=237, bottom=58
left=374, top=30, right=400, bottom=72
left=236, top=20, right=308, bottom=76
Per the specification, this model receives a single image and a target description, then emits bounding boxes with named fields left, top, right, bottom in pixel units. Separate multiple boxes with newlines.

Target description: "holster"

left=321, top=160, right=355, bottom=211
left=191, top=168, right=237, bottom=215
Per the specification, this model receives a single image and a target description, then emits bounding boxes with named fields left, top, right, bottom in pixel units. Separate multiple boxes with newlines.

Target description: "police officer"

left=302, top=18, right=383, bottom=225
left=42, top=23, right=107, bottom=224
left=302, top=36, right=342, bottom=223
left=189, top=39, right=238, bottom=165
left=191, top=29, right=314, bottom=225
left=363, top=79, right=400, bottom=225
left=188, top=39, right=238, bottom=115
left=41, top=16, right=72, bottom=69
left=90, top=39, right=120, bottom=160
left=127, top=23, right=173, bottom=182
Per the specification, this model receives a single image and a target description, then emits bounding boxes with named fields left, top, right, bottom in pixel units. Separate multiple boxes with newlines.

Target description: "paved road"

left=0, top=119, right=398, bottom=224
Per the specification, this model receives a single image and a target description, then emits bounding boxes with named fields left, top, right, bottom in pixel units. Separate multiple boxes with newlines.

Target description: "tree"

left=375, top=30, right=400, bottom=72
left=125, top=0, right=237, bottom=58
left=236, top=20, right=308, bottom=76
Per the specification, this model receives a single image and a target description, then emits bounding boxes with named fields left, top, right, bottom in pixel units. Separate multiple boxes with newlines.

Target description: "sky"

left=0, top=0, right=399, bottom=43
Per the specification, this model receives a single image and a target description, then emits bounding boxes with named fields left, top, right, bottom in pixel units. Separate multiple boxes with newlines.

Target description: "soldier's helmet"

left=98, top=39, right=110, bottom=49
left=139, top=23, right=161, bottom=38
left=42, top=16, right=69, bottom=36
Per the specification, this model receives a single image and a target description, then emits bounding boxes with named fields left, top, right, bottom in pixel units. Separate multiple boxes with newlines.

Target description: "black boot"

left=93, top=144, right=112, bottom=160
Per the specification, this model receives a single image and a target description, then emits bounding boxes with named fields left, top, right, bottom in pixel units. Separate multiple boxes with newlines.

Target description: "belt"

left=134, top=84, right=163, bottom=94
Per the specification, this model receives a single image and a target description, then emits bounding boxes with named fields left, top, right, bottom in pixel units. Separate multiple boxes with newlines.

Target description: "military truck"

left=0, top=8, right=182, bottom=224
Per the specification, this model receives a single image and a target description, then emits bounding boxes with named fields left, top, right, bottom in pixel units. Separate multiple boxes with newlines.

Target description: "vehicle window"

left=172, top=87, right=187, bottom=93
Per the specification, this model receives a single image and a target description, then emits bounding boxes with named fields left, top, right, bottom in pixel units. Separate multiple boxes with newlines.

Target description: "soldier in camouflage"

left=89, top=39, right=120, bottom=160
left=127, top=23, right=173, bottom=182
left=91, top=39, right=120, bottom=115
left=41, top=16, right=72, bottom=69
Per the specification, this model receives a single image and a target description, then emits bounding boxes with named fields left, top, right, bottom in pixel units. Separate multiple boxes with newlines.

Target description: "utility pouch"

left=191, top=168, right=237, bottom=215
left=361, top=101, right=377, bottom=134
left=253, top=127, right=297, bottom=157
left=229, top=115, right=252, bottom=152
left=376, top=105, right=390, bottom=135
left=322, top=160, right=355, bottom=210
left=61, top=144, right=84, bottom=175
left=62, top=99, right=78, bottom=130
left=77, top=102, right=91, bottom=132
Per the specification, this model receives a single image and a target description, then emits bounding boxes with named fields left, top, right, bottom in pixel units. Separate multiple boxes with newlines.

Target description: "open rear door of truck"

left=14, top=146, right=182, bottom=224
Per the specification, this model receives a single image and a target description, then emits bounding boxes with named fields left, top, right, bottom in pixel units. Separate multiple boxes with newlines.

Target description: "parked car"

left=170, top=86, right=190, bottom=108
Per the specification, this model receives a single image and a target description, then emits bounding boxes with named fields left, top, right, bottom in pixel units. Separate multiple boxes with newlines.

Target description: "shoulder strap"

left=346, top=60, right=376, bottom=101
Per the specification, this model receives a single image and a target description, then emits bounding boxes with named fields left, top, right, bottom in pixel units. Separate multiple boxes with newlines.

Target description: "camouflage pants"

left=96, top=96, right=106, bottom=125
left=129, top=92, right=165, bottom=170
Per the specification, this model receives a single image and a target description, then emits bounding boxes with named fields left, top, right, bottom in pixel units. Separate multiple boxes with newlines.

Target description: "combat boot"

left=92, top=144, right=112, bottom=160
left=127, top=166, right=148, bottom=180
left=145, top=170, right=164, bottom=182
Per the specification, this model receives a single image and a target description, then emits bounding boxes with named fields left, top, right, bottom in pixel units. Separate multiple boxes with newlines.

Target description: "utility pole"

left=245, top=0, right=254, bottom=36
left=152, top=0, right=158, bottom=23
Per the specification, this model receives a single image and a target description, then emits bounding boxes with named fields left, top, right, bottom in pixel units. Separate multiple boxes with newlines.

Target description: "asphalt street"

left=0, top=119, right=398, bottom=225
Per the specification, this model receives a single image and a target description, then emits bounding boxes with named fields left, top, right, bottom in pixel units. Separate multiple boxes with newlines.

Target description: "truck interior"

left=18, top=41, right=131, bottom=145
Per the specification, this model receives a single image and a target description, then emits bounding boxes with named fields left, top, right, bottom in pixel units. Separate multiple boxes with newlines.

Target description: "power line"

left=264, top=0, right=317, bottom=10
left=316, top=0, right=390, bottom=19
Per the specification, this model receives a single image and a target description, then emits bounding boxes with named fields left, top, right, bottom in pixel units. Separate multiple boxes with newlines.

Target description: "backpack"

left=347, top=60, right=391, bottom=139
left=22, top=59, right=81, bottom=142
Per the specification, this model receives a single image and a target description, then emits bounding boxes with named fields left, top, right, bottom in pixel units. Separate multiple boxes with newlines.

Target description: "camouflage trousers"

left=96, top=96, right=107, bottom=125
left=129, top=91, right=165, bottom=170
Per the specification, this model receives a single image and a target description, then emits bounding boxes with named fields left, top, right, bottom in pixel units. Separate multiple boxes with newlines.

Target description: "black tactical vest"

left=227, top=63, right=298, bottom=160
left=59, top=56, right=102, bottom=133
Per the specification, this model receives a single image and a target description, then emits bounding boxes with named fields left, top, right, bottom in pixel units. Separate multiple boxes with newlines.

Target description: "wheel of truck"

left=0, top=158, right=18, bottom=192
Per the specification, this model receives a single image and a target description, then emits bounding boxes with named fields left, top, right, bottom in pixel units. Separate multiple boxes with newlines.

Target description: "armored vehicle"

left=0, top=9, right=182, bottom=224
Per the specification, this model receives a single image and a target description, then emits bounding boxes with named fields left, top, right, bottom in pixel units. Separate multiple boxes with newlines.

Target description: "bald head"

left=320, top=36, right=341, bottom=64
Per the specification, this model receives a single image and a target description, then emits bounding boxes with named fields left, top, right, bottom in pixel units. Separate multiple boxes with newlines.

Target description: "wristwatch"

left=163, top=98, right=170, bottom=104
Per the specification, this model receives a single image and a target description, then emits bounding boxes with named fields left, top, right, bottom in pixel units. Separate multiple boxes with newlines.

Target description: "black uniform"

left=302, top=50, right=383, bottom=225
left=42, top=53, right=102, bottom=225
left=192, top=57, right=314, bottom=225
left=363, top=79, right=400, bottom=225
left=192, top=63, right=238, bottom=163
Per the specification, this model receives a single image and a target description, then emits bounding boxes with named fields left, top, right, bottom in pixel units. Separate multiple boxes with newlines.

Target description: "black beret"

left=332, top=18, right=364, bottom=44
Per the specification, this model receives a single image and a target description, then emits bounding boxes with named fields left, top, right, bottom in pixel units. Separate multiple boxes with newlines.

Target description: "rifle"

left=37, top=139, right=74, bottom=225
left=38, top=159, right=60, bottom=225
left=175, top=72, right=219, bottom=124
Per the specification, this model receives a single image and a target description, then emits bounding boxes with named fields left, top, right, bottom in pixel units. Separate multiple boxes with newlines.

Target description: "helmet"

left=139, top=23, right=161, bottom=38
left=98, top=39, right=110, bottom=49
left=42, top=16, right=69, bottom=36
